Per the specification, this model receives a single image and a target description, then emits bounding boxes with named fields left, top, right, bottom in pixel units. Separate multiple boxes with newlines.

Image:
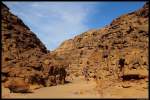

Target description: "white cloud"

left=3, top=2, right=100, bottom=50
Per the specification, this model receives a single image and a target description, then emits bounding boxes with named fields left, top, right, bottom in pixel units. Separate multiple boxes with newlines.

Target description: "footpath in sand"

left=2, top=77, right=148, bottom=99
left=2, top=77, right=99, bottom=99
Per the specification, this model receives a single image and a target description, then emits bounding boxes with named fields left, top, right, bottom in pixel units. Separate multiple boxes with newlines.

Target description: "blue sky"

left=3, top=2, right=145, bottom=50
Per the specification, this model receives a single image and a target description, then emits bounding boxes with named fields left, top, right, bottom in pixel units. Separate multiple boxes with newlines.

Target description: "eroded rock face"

left=1, top=2, right=149, bottom=94
left=1, top=3, right=67, bottom=92
left=54, top=2, right=149, bottom=82
left=4, top=77, right=31, bottom=93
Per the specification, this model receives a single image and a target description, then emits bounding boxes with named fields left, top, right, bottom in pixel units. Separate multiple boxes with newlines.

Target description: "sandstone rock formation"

left=4, top=77, right=32, bottom=93
left=1, top=3, right=67, bottom=92
left=54, top=2, right=149, bottom=83
left=1, top=2, right=149, bottom=95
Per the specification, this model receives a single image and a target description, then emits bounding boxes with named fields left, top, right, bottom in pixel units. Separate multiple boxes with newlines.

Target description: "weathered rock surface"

left=54, top=2, right=149, bottom=83
left=4, top=77, right=32, bottom=93
left=1, top=2, right=149, bottom=95
left=1, top=3, right=67, bottom=92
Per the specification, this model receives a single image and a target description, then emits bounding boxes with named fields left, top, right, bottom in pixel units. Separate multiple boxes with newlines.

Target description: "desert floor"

left=2, top=77, right=148, bottom=99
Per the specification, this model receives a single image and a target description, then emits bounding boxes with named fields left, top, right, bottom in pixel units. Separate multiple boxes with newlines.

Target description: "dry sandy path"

left=2, top=78, right=100, bottom=99
left=2, top=78, right=148, bottom=99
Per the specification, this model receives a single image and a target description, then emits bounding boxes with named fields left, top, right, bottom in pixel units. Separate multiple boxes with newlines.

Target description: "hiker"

left=82, top=66, right=89, bottom=82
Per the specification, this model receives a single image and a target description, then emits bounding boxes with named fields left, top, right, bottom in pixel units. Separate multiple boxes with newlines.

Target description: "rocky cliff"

left=1, top=2, right=149, bottom=94
left=54, top=2, right=149, bottom=82
left=1, top=3, right=67, bottom=92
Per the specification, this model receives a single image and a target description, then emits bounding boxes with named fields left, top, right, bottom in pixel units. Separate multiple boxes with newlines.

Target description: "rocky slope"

left=1, top=3, right=67, bottom=92
left=1, top=2, right=149, bottom=96
left=54, top=2, right=149, bottom=83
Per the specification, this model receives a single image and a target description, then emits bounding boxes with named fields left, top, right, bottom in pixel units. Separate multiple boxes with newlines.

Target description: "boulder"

left=4, top=78, right=32, bottom=93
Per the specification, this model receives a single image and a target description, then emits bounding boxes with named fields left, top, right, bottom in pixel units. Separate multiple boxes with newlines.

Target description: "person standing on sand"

left=82, top=66, right=90, bottom=83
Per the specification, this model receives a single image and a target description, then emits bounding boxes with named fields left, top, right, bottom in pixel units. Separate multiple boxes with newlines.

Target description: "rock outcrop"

left=1, top=3, right=67, bottom=92
left=1, top=2, right=149, bottom=94
left=54, top=2, right=149, bottom=82
left=4, top=77, right=32, bottom=93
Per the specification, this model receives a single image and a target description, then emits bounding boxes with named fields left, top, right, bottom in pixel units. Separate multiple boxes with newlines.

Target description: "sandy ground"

left=2, top=77, right=100, bottom=99
left=2, top=77, right=148, bottom=99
